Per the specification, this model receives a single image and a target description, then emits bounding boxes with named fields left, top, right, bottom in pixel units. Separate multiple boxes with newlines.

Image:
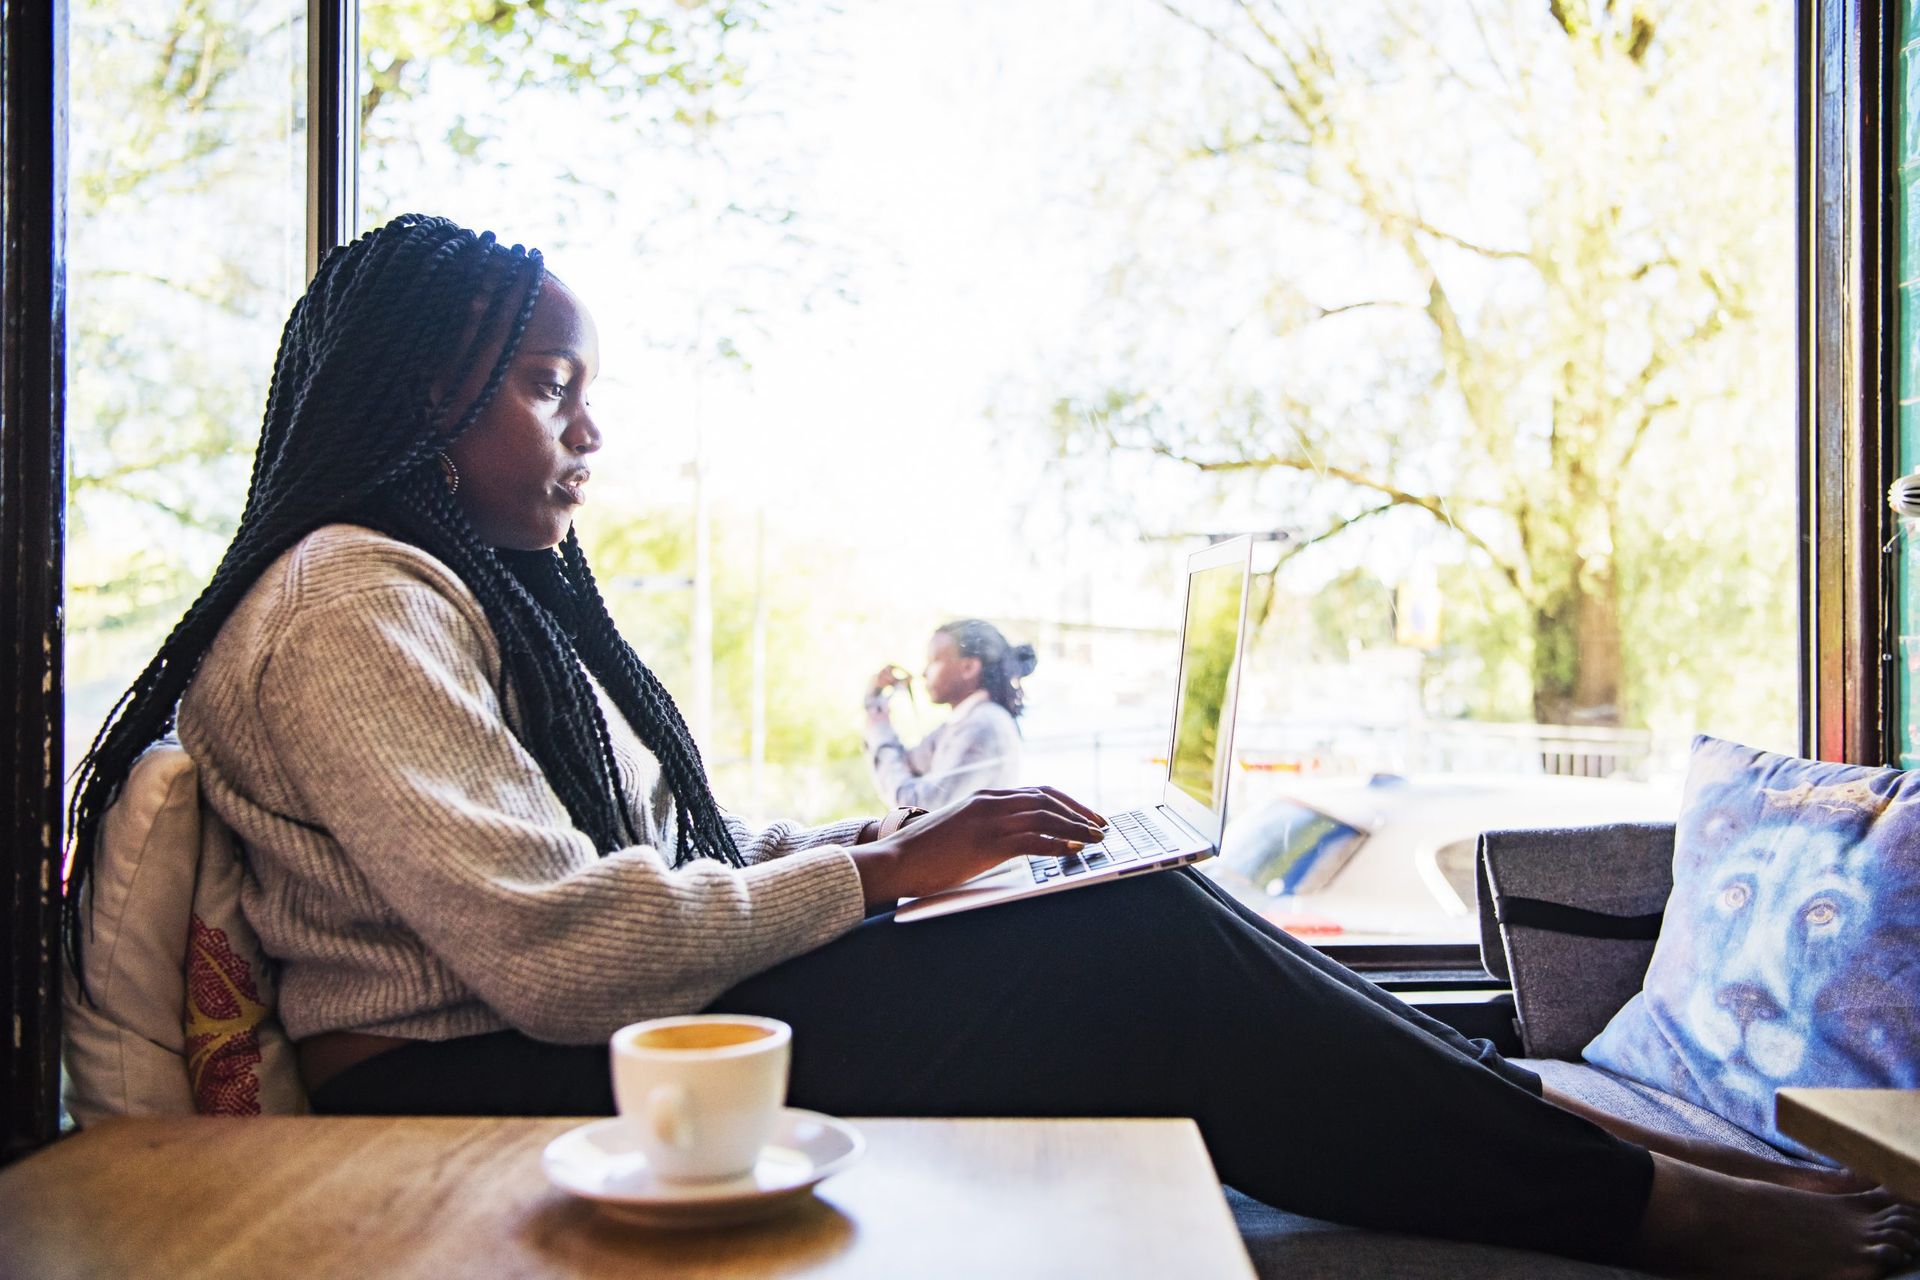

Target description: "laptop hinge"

left=1155, top=804, right=1209, bottom=847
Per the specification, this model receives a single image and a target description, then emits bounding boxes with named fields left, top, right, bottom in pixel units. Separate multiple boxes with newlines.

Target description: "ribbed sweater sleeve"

left=726, top=813, right=872, bottom=866
left=195, top=531, right=867, bottom=1045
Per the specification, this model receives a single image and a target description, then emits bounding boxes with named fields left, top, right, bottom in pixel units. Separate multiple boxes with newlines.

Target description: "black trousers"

left=312, top=868, right=1653, bottom=1263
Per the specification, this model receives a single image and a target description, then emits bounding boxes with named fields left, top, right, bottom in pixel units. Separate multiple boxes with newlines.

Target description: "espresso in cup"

left=610, top=1014, right=792, bottom=1183
left=632, top=1022, right=777, bottom=1052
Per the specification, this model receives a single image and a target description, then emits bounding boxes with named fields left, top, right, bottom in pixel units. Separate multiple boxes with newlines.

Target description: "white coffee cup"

left=609, top=1014, right=792, bottom=1183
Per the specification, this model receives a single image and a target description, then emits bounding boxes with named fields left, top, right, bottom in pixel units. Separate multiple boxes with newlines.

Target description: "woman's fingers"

left=972, top=786, right=1107, bottom=828
left=884, top=789, right=1107, bottom=894
left=1007, top=832, right=1101, bottom=858
left=1028, top=784, right=1106, bottom=826
left=965, top=789, right=1102, bottom=832
left=1002, top=808, right=1105, bottom=843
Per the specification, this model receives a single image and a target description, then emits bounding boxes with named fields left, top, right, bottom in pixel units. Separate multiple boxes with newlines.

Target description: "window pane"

left=66, top=0, right=306, bottom=768
left=361, top=0, right=1795, bottom=945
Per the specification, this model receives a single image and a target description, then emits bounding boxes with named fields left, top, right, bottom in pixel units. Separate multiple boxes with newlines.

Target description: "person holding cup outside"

left=863, top=620, right=1035, bottom=809
left=61, top=216, right=1918, bottom=1280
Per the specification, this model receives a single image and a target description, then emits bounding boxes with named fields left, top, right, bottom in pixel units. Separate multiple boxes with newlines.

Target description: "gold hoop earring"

left=436, top=450, right=460, bottom=496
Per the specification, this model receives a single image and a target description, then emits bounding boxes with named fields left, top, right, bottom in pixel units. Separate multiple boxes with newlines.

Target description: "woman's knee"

left=724, top=868, right=1225, bottom=1024
left=905, top=867, right=1220, bottom=962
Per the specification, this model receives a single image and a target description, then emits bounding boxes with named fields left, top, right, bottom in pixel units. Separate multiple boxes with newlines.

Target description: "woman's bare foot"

left=1663, top=1131, right=1876, bottom=1195
left=1631, top=1153, right=1920, bottom=1279
left=1540, top=1085, right=1876, bottom=1195
left=1771, top=1162, right=1883, bottom=1196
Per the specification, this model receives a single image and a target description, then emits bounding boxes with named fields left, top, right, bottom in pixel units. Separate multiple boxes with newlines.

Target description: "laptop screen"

left=1167, top=560, right=1247, bottom=813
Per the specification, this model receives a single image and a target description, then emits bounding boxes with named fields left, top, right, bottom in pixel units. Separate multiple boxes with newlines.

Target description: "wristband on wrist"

left=860, top=805, right=929, bottom=844
left=879, top=805, right=928, bottom=838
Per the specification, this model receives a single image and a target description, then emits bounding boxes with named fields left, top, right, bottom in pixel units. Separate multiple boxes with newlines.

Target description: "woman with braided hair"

left=64, top=214, right=1920, bottom=1280
left=66, top=211, right=1102, bottom=1097
left=863, top=619, right=1036, bottom=808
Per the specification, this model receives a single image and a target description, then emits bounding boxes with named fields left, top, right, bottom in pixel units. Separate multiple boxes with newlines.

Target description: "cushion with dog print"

left=1583, top=735, right=1920, bottom=1158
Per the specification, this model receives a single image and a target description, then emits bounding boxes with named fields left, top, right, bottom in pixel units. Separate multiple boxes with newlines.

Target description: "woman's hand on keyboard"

left=850, top=787, right=1106, bottom=911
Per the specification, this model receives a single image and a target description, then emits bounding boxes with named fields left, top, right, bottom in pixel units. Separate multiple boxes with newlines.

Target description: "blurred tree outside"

left=66, top=0, right=305, bottom=755
left=580, top=510, right=879, bottom=817
left=65, top=0, right=850, bottom=792
left=1042, top=0, right=1795, bottom=746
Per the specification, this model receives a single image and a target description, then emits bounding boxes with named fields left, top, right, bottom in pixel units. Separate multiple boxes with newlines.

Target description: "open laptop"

left=895, top=535, right=1254, bottom=922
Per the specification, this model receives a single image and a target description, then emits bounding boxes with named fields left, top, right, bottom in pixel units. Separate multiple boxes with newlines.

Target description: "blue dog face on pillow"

left=1672, top=822, right=1887, bottom=1110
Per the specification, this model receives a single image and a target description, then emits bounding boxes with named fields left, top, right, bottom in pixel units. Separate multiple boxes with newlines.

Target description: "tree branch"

left=1619, top=263, right=1744, bottom=472
left=1183, top=1, right=1529, bottom=454
left=75, top=477, right=235, bottom=532
left=1186, top=130, right=1310, bottom=162
left=1617, top=397, right=1678, bottom=474
left=1462, top=0, right=1520, bottom=95
left=1248, top=501, right=1392, bottom=630
left=1392, top=211, right=1531, bottom=261
left=82, top=267, right=259, bottom=316
left=75, top=439, right=248, bottom=483
left=1272, top=501, right=1397, bottom=569
left=361, top=54, right=411, bottom=132
left=1316, top=298, right=1421, bottom=318
left=1156, top=1, right=1315, bottom=128
left=1151, top=444, right=1527, bottom=594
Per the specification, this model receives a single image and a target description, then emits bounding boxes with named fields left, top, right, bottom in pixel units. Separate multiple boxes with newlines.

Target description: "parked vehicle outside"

left=1204, top=771, right=1684, bottom=944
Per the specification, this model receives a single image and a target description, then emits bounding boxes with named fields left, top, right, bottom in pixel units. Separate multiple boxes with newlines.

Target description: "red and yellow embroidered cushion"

left=184, top=914, right=272, bottom=1115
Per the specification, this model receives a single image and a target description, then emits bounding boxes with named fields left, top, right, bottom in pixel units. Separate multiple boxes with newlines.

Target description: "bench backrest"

left=1476, top=823, right=1676, bottom=1059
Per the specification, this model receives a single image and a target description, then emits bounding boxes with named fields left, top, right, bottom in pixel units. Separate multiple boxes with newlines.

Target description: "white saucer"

left=542, top=1108, right=864, bottom=1228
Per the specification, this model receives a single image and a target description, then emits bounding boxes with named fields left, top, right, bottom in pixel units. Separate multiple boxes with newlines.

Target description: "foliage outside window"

left=66, top=0, right=305, bottom=768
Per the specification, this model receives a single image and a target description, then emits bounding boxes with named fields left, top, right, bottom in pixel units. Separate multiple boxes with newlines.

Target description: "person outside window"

left=863, top=620, right=1035, bottom=809
left=61, top=216, right=1917, bottom=1280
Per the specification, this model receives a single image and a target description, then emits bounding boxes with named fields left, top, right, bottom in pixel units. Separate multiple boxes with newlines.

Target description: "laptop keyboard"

left=1028, top=808, right=1183, bottom=883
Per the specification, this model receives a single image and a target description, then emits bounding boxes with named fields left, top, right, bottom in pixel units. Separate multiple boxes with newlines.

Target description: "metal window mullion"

left=307, top=0, right=358, bottom=280
left=1806, top=0, right=1899, bottom=765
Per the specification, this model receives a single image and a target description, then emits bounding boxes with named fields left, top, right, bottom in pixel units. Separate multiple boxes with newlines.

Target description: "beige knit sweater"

left=177, top=524, right=868, bottom=1046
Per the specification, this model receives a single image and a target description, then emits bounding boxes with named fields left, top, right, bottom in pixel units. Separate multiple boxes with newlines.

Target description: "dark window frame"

left=1, top=0, right=356, bottom=1164
left=0, top=0, right=1900, bottom=1158
left=1805, top=0, right=1900, bottom=765
left=2, top=0, right=69, bottom=1167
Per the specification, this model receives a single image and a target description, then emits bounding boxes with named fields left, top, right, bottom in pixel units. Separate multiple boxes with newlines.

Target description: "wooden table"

left=0, top=1116, right=1254, bottom=1279
left=1777, top=1089, right=1920, bottom=1204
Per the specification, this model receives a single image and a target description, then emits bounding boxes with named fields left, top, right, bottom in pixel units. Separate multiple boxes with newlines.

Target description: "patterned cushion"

left=63, top=742, right=305, bottom=1123
left=1583, top=736, right=1920, bottom=1157
left=182, top=839, right=293, bottom=1115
